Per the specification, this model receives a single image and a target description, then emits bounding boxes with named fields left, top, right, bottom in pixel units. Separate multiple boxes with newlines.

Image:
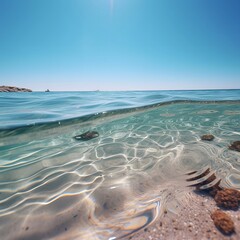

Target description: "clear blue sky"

left=0, top=0, right=240, bottom=91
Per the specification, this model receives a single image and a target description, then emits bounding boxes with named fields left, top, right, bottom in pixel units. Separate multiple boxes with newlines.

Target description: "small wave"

left=1, top=90, right=240, bottom=129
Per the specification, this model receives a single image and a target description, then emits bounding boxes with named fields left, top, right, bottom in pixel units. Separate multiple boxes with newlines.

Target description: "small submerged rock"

left=211, top=210, right=235, bottom=235
left=214, top=188, right=240, bottom=210
left=73, top=131, right=99, bottom=141
left=201, top=134, right=214, bottom=141
left=229, top=141, right=240, bottom=152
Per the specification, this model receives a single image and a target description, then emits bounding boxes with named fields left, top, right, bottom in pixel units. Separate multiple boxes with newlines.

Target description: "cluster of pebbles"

left=131, top=175, right=240, bottom=240
left=195, top=134, right=240, bottom=235
left=187, top=169, right=239, bottom=235
left=209, top=188, right=239, bottom=235
left=130, top=192, right=240, bottom=240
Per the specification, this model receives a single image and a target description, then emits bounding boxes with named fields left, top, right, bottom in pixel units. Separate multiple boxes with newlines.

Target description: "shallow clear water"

left=0, top=90, right=240, bottom=239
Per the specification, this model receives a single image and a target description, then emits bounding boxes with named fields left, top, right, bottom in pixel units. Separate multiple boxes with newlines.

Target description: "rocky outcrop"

left=0, top=86, right=32, bottom=92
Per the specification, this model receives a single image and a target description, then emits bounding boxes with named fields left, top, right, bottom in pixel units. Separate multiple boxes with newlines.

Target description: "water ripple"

left=0, top=99, right=240, bottom=239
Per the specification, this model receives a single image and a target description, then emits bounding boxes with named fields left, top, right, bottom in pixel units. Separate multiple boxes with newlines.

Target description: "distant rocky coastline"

left=0, top=86, right=32, bottom=92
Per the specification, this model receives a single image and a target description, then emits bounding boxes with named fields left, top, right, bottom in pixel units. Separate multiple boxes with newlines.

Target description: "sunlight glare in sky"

left=110, top=0, right=114, bottom=15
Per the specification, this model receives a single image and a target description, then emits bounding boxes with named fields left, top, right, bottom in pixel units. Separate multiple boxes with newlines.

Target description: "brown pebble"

left=201, top=134, right=214, bottom=141
left=25, top=227, right=29, bottom=231
left=214, top=188, right=240, bottom=210
left=211, top=210, right=235, bottom=235
left=229, top=141, right=240, bottom=152
left=159, top=222, right=162, bottom=227
left=188, top=223, right=193, bottom=228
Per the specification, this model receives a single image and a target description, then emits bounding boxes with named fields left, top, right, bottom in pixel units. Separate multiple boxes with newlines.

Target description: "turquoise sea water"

left=0, top=90, right=240, bottom=239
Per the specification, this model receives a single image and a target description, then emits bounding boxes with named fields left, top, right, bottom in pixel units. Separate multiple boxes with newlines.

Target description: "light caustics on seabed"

left=0, top=100, right=240, bottom=239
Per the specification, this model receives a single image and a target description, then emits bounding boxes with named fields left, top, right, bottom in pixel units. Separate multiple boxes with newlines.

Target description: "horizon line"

left=30, top=88, right=240, bottom=92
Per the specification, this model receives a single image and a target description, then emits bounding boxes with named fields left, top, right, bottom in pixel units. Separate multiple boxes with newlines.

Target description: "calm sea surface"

left=0, top=90, right=240, bottom=239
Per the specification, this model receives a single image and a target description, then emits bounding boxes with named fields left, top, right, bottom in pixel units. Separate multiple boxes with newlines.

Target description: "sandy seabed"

left=128, top=189, right=240, bottom=240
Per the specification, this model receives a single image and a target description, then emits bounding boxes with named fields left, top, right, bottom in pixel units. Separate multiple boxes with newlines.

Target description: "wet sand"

left=127, top=189, right=240, bottom=240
